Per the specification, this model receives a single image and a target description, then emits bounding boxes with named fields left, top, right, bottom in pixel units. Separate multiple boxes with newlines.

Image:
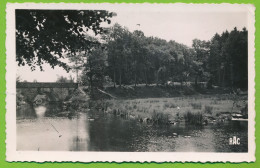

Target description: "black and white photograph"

left=6, top=3, right=255, bottom=162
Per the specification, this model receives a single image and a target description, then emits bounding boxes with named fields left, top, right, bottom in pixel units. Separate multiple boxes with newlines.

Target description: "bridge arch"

left=17, top=82, right=79, bottom=106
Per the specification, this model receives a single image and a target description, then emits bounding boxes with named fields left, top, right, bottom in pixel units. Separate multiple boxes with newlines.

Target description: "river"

left=16, top=104, right=248, bottom=152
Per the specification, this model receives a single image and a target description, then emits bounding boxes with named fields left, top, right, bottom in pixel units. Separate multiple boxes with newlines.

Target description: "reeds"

left=151, top=110, right=169, bottom=124
left=204, top=105, right=213, bottom=114
left=191, top=103, right=202, bottom=109
left=184, top=111, right=203, bottom=125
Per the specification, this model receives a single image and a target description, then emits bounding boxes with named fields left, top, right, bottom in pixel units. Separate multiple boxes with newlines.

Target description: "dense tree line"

left=80, top=24, right=248, bottom=91
left=103, top=24, right=195, bottom=87
left=16, top=10, right=247, bottom=92
left=208, top=28, right=248, bottom=88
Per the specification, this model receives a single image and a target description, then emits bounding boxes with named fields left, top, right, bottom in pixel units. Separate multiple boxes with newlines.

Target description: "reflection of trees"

left=16, top=104, right=36, bottom=119
left=69, top=113, right=89, bottom=151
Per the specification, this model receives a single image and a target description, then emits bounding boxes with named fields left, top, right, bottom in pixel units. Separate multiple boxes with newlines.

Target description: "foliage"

left=101, top=24, right=196, bottom=87
left=17, top=11, right=247, bottom=91
left=209, top=28, right=248, bottom=88
left=56, top=76, right=74, bottom=83
left=97, top=25, right=247, bottom=90
left=81, top=47, right=106, bottom=98
left=192, top=39, right=211, bottom=86
left=16, top=10, right=113, bottom=71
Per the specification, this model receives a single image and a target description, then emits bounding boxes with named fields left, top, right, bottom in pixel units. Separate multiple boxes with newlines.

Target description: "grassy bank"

left=100, top=84, right=242, bottom=99
left=91, top=94, right=247, bottom=125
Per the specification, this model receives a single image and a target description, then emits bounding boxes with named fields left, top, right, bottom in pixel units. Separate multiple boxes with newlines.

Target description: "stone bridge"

left=17, top=82, right=79, bottom=105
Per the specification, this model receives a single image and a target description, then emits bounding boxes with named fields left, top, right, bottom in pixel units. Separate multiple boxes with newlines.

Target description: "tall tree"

left=105, top=24, right=132, bottom=87
left=192, top=39, right=210, bottom=86
left=208, top=28, right=247, bottom=89
left=209, top=33, right=221, bottom=86
left=224, top=27, right=248, bottom=88
left=82, top=47, right=106, bottom=98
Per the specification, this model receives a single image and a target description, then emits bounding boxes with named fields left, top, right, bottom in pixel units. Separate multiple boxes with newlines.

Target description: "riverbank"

left=88, top=93, right=247, bottom=126
left=96, top=84, right=246, bottom=99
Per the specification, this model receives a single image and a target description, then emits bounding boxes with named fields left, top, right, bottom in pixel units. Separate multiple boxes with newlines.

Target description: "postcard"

left=6, top=3, right=255, bottom=162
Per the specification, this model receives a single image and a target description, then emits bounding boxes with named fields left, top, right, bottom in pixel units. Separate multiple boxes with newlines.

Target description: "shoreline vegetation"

left=16, top=81, right=248, bottom=126
left=62, top=84, right=247, bottom=126
left=17, top=83, right=248, bottom=126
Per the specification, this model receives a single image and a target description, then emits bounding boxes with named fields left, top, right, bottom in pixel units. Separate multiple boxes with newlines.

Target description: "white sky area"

left=17, top=4, right=249, bottom=82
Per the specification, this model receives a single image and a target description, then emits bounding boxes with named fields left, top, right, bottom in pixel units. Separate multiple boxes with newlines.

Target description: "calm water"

left=17, top=104, right=248, bottom=152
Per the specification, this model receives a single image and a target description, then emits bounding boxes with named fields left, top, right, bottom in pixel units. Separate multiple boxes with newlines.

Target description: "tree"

left=105, top=24, right=132, bottom=87
left=82, top=47, right=106, bottom=98
left=56, top=76, right=74, bottom=83
left=209, top=33, right=222, bottom=86
left=208, top=28, right=247, bottom=89
left=145, top=37, right=171, bottom=85
left=77, top=22, right=248, bottom=91
left=67, top=35, right=100, bottom=82
left=223, top=27, right=248, bottom=88
left=102, top=23, right=201, bottom=88
left=192, top=39, right=210, bottom=86
left=131, top=30, right=147, bottom=87
left=16, top=10, right=114, bottom=71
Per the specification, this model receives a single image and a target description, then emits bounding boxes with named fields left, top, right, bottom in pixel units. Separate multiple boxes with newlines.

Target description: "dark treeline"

left=15, top=11, right=248, bottom=91
left=208, top=28, right=248, bottom=88
left=78, top=24, right=248, bottom=91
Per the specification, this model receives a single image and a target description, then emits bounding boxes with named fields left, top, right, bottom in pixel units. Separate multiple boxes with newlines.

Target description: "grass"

left=163, top=102, right=176, bottom=109
left=184, top=111, right=203, bottom=125
left=204, top=105, right=213, bottom=114
left=88, top=94, right=247, bottom=125
left=151, top=110, right=169, bottom=124
left=191, top=103, right=202, bottom=109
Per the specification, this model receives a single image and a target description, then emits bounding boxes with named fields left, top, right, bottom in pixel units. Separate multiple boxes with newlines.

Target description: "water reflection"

left=69, top=113, right=89, bottom=151
left=34, top=106, right=47, bottom=118
left=16, top=104, right=248, bottom=152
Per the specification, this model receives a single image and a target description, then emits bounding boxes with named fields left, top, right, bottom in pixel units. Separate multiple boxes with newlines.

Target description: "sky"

left=111, top=11, right=248, bottom=47
left=17, top=4, right=249, bottom=82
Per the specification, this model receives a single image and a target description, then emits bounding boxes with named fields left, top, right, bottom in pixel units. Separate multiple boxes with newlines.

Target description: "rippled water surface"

left=17, top=104, right=248, bottom=152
